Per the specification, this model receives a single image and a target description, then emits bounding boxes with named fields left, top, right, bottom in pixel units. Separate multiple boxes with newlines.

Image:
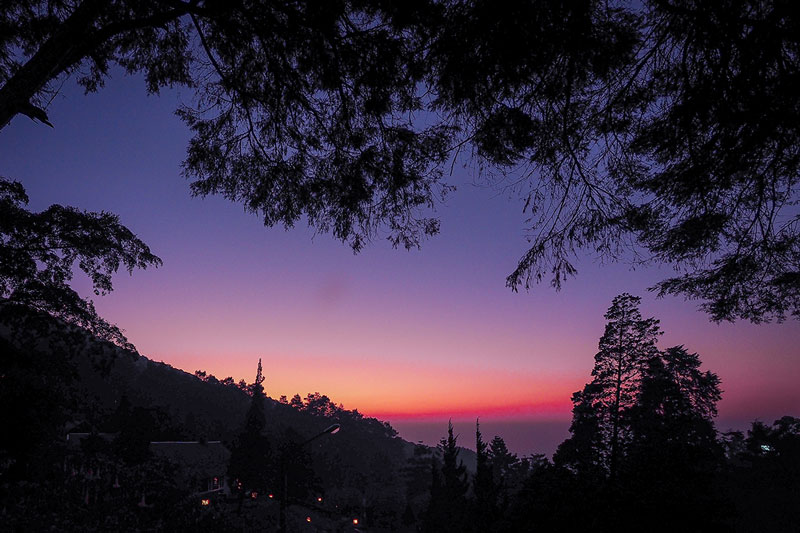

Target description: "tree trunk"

left=609, top=307, right=626, bottom=481
left=0, top=1, right=195, bottom=130
left=0, top=0, right=108, bottom=130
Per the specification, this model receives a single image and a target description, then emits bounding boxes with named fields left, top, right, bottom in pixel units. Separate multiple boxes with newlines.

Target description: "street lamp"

left=301, top=424, right=340, bottom=446
left=279, top=424, right=341, bottom=533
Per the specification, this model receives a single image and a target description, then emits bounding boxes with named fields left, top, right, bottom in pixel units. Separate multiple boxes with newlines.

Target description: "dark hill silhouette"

left=0, top=302, right=480, bottom=529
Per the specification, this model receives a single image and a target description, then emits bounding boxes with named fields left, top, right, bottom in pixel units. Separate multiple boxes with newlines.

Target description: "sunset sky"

left=2, top=71, right=798, bottom=456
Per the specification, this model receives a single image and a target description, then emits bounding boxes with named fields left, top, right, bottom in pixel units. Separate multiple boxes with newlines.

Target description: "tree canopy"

left=3, top=1, right=800, bottom=322
left=554, top=293, right=724, bottom=528
left=0, top=178, right=160, bottom=349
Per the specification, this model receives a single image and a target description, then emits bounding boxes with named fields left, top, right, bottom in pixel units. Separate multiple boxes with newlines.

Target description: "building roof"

left=66, top=434, right=230, bottom=477
left=149, top=441, right=230, bottom=477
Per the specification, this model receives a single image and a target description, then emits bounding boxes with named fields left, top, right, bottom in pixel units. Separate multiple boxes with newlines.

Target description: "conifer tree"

left=243, top=359, right=267, bottom=435
left=473, top=420, right=497, bottom=531
left=553, top=384, right=605, bottom=482
left=556, top=294, right=725, bottom=530
left=228, top=359, right=272, bottom=499
left=590, top=293, right=661, bottom=478
left=424, top=421, right=469, bottom=532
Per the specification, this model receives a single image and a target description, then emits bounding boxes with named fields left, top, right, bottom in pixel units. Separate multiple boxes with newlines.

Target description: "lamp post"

left=279, top=424, right=340, bottom=533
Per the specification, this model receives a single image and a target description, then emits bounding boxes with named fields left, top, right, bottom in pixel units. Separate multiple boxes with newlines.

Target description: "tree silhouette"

left=0, top=336, right=75, bottom=482
left=622, top=348, right=724, bottom=528
left=4, top=2, right=800, bottom=321
left=487, top=435, right=522, bottom=515
left=424, top=421, right=469, bottom=532
left=228, top=359, right=273, bottom=500
left=553, top=384, right=605, bottom=483
left=556, top=294, right=726, bottom=530
left=721, top=416, right=800, bottom=531
left=558, top=294, right=661, bottom=479
left=472, top=420, right=497, bottom=531
left=0, top=178, right=160, bottom=349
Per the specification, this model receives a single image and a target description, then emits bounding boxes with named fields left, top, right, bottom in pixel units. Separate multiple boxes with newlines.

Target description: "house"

left=65, top=433, right=231, bottom=505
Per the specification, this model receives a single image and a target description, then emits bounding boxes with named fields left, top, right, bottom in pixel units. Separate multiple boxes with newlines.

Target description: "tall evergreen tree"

left=589, top=293, right=661, bottom=478
left=423, top=458, right=444, bottom=532
left=553, top=384, right=605, bottom=482
left=228, top=359, right=272, bottom=499
left=473, top=420, right=497, bottom=531
left=556, top=295, right=725, bottom=530
left=243, top=358, right=267, bottom=435
left=424, top=421, right=469, bottom=532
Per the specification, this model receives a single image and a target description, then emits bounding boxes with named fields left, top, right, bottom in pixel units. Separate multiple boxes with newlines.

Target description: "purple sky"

left=2, top=71, right=798, bottom=456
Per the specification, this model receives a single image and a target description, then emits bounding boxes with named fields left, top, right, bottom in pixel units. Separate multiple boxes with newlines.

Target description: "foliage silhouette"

left=555, top=293, right=727, bottom=530
left=556, top=293, right=662, bottom=479
left=1, top=292, right=797, bottom=530
left=228, top=359, right=273, bottom=502
left=472, top=420, right=497, bottom=531
left=720, top=416, right=800, bottom=531
left=3, top=2, right=800, bottom=320
left=0, top=178, right=160, bottom=349
left=424, top=420, right=469, bottom=532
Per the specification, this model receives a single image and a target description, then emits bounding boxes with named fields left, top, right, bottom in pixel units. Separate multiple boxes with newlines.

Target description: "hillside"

left=0, top=303, right=477, bottom=528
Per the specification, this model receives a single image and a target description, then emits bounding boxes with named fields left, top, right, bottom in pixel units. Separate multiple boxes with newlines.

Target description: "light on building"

left=250, top=491, right=258, bottom=499
left=201, top=499, right=210, bottom=506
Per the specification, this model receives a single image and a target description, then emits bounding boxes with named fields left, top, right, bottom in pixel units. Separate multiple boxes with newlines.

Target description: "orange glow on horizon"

left=157, top=350, right=581, bottom=421
left=366, top=398, right=572, bottom=421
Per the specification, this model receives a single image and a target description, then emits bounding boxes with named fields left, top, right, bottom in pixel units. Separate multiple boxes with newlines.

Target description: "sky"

left=2, top=71, right=799, bottom=456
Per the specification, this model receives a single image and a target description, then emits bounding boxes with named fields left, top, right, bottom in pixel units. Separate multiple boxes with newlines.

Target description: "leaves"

left=3, top=1, right=800, bottom=321
left=0, top=178, right=161, bottom=349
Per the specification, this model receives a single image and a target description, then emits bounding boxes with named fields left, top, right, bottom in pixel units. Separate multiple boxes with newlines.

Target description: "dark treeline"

left=0, top=302, right=409, bottom=530
left=2, top=295, right=798, bottom=531
left=421, top=295, right=799, bottom=532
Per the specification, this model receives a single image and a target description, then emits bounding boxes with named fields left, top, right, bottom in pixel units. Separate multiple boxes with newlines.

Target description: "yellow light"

left=268, top=493, right=274, bottom=499
left=353, top=518, right=359, bottom=525
left=201, top=499, right=210, bottom=506
left=317, top=497, right=323, bottom=502
left=306, top=516, right=312, bottom=522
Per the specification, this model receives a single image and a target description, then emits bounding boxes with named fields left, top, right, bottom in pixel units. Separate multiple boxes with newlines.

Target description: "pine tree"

left=473, top=420, right=497, bottom=531
left=228, top=359, right=272, bottom=499
left=553, top=384, right=605, bottom=482
left=488, top=435, right=520, bottom=514
left=440, top=421, right=469, bottom=501
left=556, top=295, right=725, bottom=530
left=423, top=458, right=444, bottom=533
left=243, top=359, right=267, bottom=435
left=589, top=293, right=661, bottom=478
left=424, top=421, right=469, bottom=532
